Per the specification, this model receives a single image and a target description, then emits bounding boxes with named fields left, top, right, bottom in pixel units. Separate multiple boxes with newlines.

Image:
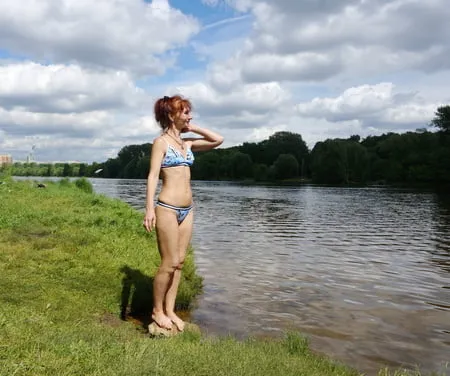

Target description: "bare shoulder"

left=153, top=136, right=167, bottom=147
left=152, top=136, right=167, bottom=153
left=153, top=135, right=164, bottom=144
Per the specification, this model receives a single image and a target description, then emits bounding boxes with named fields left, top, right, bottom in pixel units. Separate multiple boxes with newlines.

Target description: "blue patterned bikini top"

left=161, top=142, right=194, bottom=168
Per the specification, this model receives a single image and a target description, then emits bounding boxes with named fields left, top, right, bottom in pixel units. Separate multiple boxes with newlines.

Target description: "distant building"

left=0, top=155, right=13, bottom=166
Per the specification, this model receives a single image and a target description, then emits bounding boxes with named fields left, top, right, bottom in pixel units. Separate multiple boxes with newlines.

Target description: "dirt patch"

left=100, top=312, right=123, bottom=328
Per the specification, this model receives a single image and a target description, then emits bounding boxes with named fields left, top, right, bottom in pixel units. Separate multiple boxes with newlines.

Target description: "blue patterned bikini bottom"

left=156, top=200, right=193, bottom=224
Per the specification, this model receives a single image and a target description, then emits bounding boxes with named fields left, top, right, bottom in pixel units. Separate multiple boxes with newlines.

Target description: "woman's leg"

left=164, top=209, right=194, bottom=331
left=152, top=205, right=180, bottom=329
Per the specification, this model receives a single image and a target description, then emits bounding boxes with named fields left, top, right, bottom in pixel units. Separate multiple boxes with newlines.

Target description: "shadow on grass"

left=120, top=265, right=154, bottom=328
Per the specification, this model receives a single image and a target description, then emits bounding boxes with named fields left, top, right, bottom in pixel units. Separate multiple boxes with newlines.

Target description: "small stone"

left=148, top=321, right=178, bottom=337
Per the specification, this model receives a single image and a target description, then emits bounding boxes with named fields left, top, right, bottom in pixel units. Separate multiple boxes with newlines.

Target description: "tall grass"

left=0, top=179, right=439, bottom=376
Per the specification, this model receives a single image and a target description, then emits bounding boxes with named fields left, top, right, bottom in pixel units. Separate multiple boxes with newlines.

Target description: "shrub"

left=74, top=177, right=93, bottom=194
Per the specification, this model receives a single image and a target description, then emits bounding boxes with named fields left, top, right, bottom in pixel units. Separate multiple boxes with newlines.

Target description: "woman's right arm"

left=143, top=137, right=165, bottom=232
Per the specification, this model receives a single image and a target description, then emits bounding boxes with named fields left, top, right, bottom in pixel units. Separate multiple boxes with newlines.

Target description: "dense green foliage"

left=9, top=161, right=102, bottom=178
left=6, top=106, right=450, bottom=185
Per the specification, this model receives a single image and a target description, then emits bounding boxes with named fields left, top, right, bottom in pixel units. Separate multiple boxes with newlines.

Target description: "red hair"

left=154, top=95, right=192, bottom=131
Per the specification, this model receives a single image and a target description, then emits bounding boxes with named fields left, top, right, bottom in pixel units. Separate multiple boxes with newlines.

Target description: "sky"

left=0, top=0, right=449, bottom=163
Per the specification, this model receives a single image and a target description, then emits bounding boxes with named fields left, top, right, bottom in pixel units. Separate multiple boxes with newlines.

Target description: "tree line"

left=6, top=106, right=450, bottom=185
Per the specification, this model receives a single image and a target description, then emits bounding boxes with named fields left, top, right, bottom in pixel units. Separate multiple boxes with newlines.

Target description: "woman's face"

left=174, top=107, right=192, bottom=129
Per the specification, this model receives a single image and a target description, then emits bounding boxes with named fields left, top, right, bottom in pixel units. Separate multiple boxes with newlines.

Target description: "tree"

left=253, top=163, right=269, bottom=182
left=45, top=164, right=55, bottom=177
left=310, top=140, right=347, bottom=184
left=192, top=151, right=221, bottom=180
left=135, top=156, right=150, bottom=179
left=430, top=105, right=450, bottom=133
left=272, top=154, right=299, bottom=180
left=345, top=141, right=369, bottom=183
left=117, top=144, right=151, bottom=173
left=101, top=158, right=120, bottom=178
left=122, top=158, right=139, bottom=179
left=260, top=131, right=309, bottom=168
left=348, top=135, right=361, bottom=142
left=230, top=152, right=253, bottom=179
left=78, top=163, right=87, bottom=176
left=62, top=163, right=73, bottom=177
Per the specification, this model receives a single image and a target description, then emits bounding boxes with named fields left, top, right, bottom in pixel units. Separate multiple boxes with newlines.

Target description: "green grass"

left=0, top=178, right=441, bottom=376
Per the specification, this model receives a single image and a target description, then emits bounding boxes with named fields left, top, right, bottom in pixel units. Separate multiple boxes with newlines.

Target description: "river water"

left=17, top=177, right=450, bottom=375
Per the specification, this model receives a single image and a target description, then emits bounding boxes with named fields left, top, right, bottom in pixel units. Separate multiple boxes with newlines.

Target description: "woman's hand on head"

left=181, top=124, right=198, bottom=133
left=143, top=210, right=156, bottom=232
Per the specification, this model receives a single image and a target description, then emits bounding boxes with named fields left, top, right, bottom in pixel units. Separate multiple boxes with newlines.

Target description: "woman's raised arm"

left=183, top=124, right=224, bottom=152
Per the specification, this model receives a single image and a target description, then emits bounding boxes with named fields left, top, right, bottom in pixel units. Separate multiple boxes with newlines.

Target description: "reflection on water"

left=17, top=177, right=450, bottom=375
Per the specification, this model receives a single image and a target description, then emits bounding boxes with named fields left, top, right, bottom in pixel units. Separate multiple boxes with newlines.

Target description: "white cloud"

left=0, top=62, right=145, bottom=113
left=241, top=52, right=342, bottom=82
left=206, top=56, right=244, bottom=91
left=203, top=0, right=450, bottom=85
left=0, top=60, right=158, bottom=161
left=109, top=116, right=161, bottom=141
left=296, top=83, right=439, bottom=129
left=0, top=108, right=112, bottom=137
left=176, top=81, right=290, bottom=118
left=247, top=124, right=287, bottom=142
left=0, top=0, right=200, bottom=75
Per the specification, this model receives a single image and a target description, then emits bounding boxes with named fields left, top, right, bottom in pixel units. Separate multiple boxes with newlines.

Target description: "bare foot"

left=166, top=313, right=185, bottom=331
left=151, top=312, right=172, bottom=330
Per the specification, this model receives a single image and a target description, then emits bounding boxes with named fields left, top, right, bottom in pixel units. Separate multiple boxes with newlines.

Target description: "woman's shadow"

left=120, top=265, right=154, bottom=328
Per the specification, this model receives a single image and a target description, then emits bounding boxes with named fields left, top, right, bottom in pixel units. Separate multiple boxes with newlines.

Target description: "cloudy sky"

left=0, top=0, right=449, bottom=163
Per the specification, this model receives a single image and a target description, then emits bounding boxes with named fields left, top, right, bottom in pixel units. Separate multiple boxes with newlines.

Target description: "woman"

left=143, top=95, right=223, bottom=331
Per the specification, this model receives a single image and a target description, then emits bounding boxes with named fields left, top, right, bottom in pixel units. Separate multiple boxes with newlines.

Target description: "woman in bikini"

left=143, top=95, right=223, bottom=331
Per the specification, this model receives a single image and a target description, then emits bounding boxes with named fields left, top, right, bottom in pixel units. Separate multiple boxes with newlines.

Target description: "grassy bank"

left=0, top=178, right=435, bottom=376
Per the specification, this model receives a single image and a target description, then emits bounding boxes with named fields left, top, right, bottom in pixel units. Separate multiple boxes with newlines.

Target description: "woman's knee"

left=177, top=257, right=185, bottom=270
left=159, top=258, right=180, bottom=274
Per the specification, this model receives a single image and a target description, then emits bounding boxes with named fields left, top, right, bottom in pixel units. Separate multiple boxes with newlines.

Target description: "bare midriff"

left=158, top=166, right=192, bottom=207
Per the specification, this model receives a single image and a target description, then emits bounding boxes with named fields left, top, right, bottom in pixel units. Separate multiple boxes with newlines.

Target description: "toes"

left=174, top=322, right=184, bottom=331
left=152, top=315, right=173, bottom=330
left=169, top=316, right=185, bottom=331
